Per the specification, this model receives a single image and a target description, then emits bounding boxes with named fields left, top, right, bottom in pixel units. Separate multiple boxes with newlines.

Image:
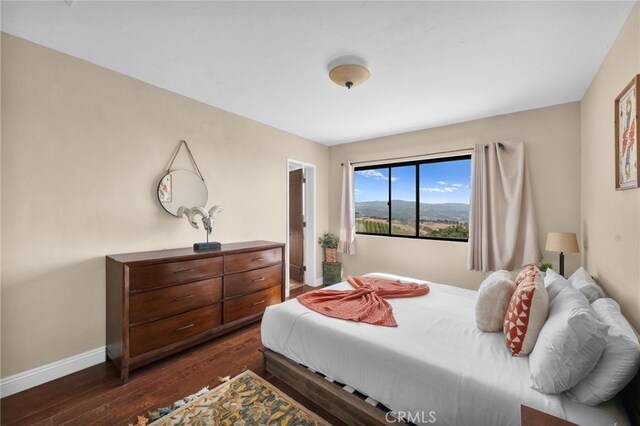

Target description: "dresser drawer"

left=224, top=285, right=281, bottom=323
left=129, top=304, right=222, bottom=357
left=129, top=278, right=222, bottom=324
left=129, top=256, right=223, bottom=291
left=224, top=264, right=282, bottom=298
left=224, top=248, right=282, bottom=274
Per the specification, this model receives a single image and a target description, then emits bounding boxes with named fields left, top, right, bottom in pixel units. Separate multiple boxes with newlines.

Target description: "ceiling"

left=1, top=1, right=635, bottom=146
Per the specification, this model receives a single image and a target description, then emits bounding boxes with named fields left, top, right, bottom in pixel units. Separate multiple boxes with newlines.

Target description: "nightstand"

left=521, top=405, right=577, bottom=426
left=322, top=261, right=342, bottom=285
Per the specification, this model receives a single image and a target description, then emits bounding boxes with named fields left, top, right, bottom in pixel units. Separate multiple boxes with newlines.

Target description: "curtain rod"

left=341, top=143, right=503, bottom=166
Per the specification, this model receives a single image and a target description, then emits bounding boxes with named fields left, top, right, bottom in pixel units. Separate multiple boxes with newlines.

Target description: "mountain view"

left=356, top=200, right=470, bottom=223
left=355, top=200, right=470, bottom=239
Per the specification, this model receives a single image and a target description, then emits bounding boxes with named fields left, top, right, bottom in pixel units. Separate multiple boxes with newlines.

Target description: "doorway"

left=289, top=167, right=304, bottom=288
left=286, top=159, right=317, bottom=297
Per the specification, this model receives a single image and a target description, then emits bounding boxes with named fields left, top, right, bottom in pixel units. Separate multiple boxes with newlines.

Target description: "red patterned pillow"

left=515, top=264, right=538, bottom=287
left=504, top=271, right=549, bottom=356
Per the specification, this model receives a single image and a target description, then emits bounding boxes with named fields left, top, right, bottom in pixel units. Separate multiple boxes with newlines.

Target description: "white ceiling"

left=1, top=1, right=635, bottom=146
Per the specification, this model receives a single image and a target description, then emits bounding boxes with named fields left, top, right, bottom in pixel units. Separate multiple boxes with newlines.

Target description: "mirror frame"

left=157, top=169, right=208, bottom=217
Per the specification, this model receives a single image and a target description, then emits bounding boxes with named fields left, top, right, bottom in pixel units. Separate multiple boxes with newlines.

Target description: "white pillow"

left=568, top=267, right=605, bottom=303
left=566, top=298, right=640, bottom=405
left=475, top=270, right=516, bottom=332
left=529, top=285, right=609, bottom=394
left=543, top=268, right=570, bottom=302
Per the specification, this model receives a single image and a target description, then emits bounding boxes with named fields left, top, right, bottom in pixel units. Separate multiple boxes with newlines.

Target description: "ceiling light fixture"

left=329, top=64, right=370, bottom=89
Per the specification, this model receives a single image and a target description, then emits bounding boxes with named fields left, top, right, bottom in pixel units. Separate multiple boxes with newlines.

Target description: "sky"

left=354, top=158, right=471, bottom=204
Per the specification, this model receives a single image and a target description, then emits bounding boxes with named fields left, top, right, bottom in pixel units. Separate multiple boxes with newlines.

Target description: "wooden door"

left=289, top=169, right=304, bottom=283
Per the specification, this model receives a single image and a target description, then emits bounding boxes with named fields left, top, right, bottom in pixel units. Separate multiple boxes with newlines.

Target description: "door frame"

left=285, top=158, right=318, bottom=297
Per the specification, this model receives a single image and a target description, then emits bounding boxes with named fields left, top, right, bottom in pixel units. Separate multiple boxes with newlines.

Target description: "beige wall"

left=329, top=103, right=582, bottom=290
left=581, top=4, right=640, bottom=331
left=0, top=33, right=329, bottom=377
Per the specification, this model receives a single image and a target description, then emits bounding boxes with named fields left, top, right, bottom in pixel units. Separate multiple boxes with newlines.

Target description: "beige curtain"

left=338, top=161, right=356, bottom=255
left=467, top=141, right=541, bottom=271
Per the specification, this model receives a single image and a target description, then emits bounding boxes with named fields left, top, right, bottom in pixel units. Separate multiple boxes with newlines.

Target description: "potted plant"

left=318, top=233, right=339, bottom=263
left=537, top=262, right=553, bottom=272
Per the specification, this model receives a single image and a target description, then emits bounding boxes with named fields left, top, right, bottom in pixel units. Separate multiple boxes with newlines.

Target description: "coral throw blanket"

left=297, top=276, right=430, bottom=327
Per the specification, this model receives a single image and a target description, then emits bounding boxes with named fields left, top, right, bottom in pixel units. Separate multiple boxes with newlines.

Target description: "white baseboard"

left=0, top=346, right=105, bottom=398
left=313, top=276, right=324, bottom=286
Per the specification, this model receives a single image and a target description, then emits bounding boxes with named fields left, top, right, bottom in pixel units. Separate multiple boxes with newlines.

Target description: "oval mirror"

left=157, top=170, right=208, bottom=216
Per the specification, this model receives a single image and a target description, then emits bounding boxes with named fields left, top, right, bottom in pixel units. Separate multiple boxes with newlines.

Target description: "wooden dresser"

left=106, top=240, right=284, bottom=382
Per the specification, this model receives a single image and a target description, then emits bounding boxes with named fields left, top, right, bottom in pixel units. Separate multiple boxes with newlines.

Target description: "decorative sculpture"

left=177, top=205, right=224, bottom=251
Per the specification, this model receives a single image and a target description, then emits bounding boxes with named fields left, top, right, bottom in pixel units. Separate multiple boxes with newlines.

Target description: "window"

left=354, top=155, right=471, bottom=241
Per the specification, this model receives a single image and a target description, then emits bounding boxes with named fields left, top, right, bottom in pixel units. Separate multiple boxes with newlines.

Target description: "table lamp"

left=545, top=232, right=579, bottom=277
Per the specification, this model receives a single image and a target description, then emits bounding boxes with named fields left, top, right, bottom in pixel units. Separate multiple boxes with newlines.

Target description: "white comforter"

left=261, top=273, right=624, bottom=426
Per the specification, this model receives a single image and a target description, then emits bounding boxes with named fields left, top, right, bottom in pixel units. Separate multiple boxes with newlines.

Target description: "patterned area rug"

left=130, top=370, right=329, bottom=426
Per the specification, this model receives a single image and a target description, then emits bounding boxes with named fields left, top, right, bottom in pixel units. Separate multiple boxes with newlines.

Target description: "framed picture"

left=615, top=75, right=639, bottom=190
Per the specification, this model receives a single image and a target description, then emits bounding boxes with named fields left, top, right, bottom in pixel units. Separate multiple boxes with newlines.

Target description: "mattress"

left=261, top=273, right=629, bottom=426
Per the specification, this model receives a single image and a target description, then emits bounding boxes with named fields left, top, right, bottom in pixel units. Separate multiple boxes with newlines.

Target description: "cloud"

left=421, top=182, right=467, bottom=193
left=354, top=188, right=363, bottom=195
left=421, top=187, right=455, bottom=193
left=356, top=169, right=398, bottom=182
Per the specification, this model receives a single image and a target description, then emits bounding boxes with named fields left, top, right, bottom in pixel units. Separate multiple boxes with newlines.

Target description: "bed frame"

left=263, top=347, right=640, bottom=426
left=262, top=348, right=394, bottom=425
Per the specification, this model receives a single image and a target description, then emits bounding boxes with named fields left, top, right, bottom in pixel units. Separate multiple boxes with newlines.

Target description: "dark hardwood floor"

left=0, top=284, right=343, bottom=426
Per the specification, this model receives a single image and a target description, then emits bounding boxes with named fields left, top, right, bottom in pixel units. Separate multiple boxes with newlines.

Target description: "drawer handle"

left=252, top=277, right=266, bottom=282
left=173, top=294, right=194, bottom=302
left=175, top=323, right=194, bottom=332
left=252, top=257, right=264, bottom=261
left=174, top=269, right=195, bottom=274
left=252, top=300, right=266, bottom=306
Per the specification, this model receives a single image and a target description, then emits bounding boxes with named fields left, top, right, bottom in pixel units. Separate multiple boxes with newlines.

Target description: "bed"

left=261, top=273, right=633, bottom=426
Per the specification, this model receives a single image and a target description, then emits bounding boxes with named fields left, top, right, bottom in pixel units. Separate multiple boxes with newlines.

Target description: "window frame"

left=354, top=154, right=472, bottom=242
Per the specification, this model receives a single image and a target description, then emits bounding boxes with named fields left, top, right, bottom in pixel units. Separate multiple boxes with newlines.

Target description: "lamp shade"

left=329, top=64, right=370, bottom=89
left=545, top=232, right=579, bottom=253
